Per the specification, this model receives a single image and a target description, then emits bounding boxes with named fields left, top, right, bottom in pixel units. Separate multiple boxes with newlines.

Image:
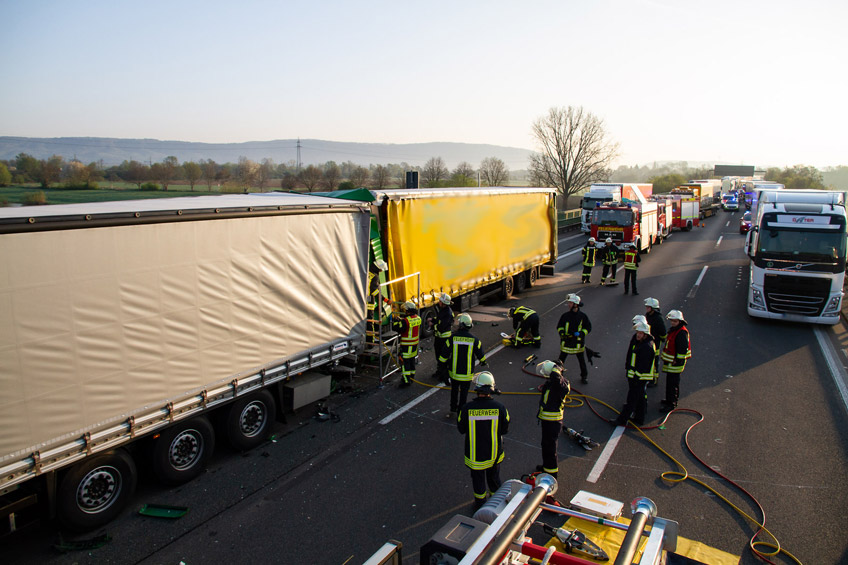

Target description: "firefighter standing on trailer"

left=458, top=372, right=510, bottom=510
left=600, top=238, right=620, bottom=285
left=615, top=319, right=656, bottom=426
left=557, top=294, right=592, bottom=384
left=535, top=360, right=570, bottom=478
left=392, top=301, right=421, bottom=387
left=623, top=246, right=641, bottom=295
left=432, top=293, right=454, bottom=385
left=643, top=297, right=667, bottom=386
left=581, top=237, right=598, bottom=284
left=660, top=310, right=691, bottom=412
left=447, top=313, right=488, bottom=420
left=508, top=306, right=541, bottom=348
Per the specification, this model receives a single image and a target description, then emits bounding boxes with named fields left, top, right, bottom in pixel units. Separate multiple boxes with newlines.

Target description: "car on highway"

left=722, top=193, right=739, bottom=211
left=739, top=210, right=752, bottom=233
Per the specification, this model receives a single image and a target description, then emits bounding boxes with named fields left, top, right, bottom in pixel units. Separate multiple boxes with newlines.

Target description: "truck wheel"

left=501, top=276, right=515, bottom=300
left=152, top=417, right=215, bottom=485
left=515, top=272, right=528, bottom=293
left=420, top=307, right=436, bottom=338
left=224, top=390, right=276, bottom=451
left=685, top=221, right=692, bottom=231
left=527, top=268, right=538, bottom=287
left=57, top=450, right=137, bottom=532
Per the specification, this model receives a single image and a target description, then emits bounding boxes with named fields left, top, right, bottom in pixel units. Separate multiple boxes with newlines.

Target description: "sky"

left=2, top=0, right=846, bottom=169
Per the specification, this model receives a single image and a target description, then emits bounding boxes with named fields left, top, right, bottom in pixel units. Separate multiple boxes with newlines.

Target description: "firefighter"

left=447, top=313, right=488, bottom=419
left=660, top=310, right=691, bottom=412
left=457, top=371, right=510, bottom=510
left=431, top=293, right=454, bottom=385
left=508, top=306, right=541, bottom=348
left=643, top=297, right=667, bottom=387
left=535, top=360, right=570, bottom=478
left=622, top=246, right=641, bottom=295
left=392, top=301, right=421, bottom=387
left=600, top=237, right=619, bottom=285
left=581, top=237, right=598, bottom=284
left=614, top=319, right=656, bottom=426
left=557, top=293, right=592, bottom=384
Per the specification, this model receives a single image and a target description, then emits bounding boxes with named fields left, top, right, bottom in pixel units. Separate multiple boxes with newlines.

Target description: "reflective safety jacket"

left=511, top=306, right=536, bottom=331
left=602, top=243, right=619, bottom=265
left=434, top=304, right=454, bottom=339
left=623, top=249, right=640, bottom=270
left=661, top=322, right=691, bottom=373
left=394, top=314, right=421, bottom=358
left=625, top=334, right=656, bottom=380
left=557, top=309, right=591, bottom=354
left=581, top=245, right=598, bottom=267
left=645, top=309, right=667, bottom=344
left=448, top=328, right=487, bottom=381
left=458, top=396, right=510, bottom=470
left=538, top=369, right=570, bottom=421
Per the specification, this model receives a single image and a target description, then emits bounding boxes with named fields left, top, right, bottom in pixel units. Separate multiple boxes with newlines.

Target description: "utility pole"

left=296, top=138, right=302, bottom=173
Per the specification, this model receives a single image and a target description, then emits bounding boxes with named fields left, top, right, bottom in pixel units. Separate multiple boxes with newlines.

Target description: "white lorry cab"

left=745, top=190, right=847, bottom=324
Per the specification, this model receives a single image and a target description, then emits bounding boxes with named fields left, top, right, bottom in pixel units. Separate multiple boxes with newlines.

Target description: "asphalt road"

left=3, top=213, right=848, bottom=565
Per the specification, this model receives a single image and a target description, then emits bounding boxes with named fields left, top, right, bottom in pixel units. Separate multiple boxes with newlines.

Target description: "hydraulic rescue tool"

left=540, top=522, right=609, bottom=561
left=565, top=427, right=601, bottom=450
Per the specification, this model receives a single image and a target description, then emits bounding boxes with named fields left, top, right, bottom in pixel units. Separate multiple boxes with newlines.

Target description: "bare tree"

left=529, top=106, right=619, bottom=208
left=371, top=164, right=390, bottom=189
left=480, top=157, right=509, bottom=186
left=422, top=156, right=448, bottom=187
left=350, top=166, right=370, bottom=188
left=184, top=161, right=202, bottom=191
left=280, top=171, right=298, bottom=191
left=323, top=162, right=341, bottom=190
left=257, top=158, right=275, bottom=192
left=299, top=165, right=323, bottom=191
left=200, top=159, right=217, bottom=190
left=237, top=157, right=259, bottom=193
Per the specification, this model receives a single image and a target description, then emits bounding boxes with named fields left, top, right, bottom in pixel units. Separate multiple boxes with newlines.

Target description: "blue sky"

left=2, top=0, right=846, bottom=168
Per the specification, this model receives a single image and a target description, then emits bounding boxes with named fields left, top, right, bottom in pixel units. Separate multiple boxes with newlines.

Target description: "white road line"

left=725, top=220, right=730, bottom=227
left=716, top=236, right=723, bottom=246
left=587, top=425, right=625, bottom=483
left=379, top=387, right=440, bottom=425
left=557, top=247, right=583, bottom=261
left=814, top=327, right=848, bottom=414
left=687, top=266, right=708, bottom=298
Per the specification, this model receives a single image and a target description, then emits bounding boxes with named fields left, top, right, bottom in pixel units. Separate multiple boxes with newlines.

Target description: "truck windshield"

left=593, top=209, right=633, bottom=227
left=582, top=197, right=610, bottom=210
left=758, top=226, right=847, bottom=264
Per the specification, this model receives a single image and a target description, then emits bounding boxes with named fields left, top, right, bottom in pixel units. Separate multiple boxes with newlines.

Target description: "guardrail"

left=558, top=209, right=581, bottom=232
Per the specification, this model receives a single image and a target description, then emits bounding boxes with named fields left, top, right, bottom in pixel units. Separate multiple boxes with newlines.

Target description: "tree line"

left=0, top=153, right=511, bottom=192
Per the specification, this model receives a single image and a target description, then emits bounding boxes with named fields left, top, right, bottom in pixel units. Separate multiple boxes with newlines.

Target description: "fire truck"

left=590, top=198, right=658, bottom=253
left=667, top=193, right=700, bottom=231
left=651, top=196, right=673, bottom=242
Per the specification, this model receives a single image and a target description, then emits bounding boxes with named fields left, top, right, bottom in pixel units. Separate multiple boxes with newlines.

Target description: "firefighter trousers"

left=450, top=378, right=472, bottom=413
left=470, top=464, right=502, bottom=502
left=540, top=419, right=562, bottom=476
left=558, top=351, right=588, bottom=380
left=623, top=269, right=638, bottom=293
left=601, top=263, right=617, bottom=283
left=618, top=378, right=648, bottom=425
left=664, top=371, right=681, bottom=406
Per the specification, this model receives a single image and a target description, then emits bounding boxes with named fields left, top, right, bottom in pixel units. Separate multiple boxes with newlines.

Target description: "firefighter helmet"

left=667, top=309, right=686, bottom=322
left=536, top=360, right=562, bottom=377
left=588, top=237, right=596, bottom=244
left=633, top=320, right=650, bottom=332
left=508, top=307, right=517, bottom=318
left=457, top=313, right=472, bottom=328
left=374, top=259, right=388, bottom=271
left=566, top=293, right=581, bottom=306
left=402, top=301, right=417, bottom=313
left=632, top=314, right=647, bottom=326
left=473, top=371, right=496, bottom=393
left=605, top=237, right=612, bottom=244
left=438, top=293, right=451, bottom=305
left=644, top=297, right=660, bottom=309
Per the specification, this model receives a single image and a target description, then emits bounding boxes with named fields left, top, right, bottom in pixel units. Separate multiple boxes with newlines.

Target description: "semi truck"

left=0, top=193, right=371, bottom=531
left=579, top=183, right=652, bottom=232
left=744, top=190, right=847, bottom=324
left=317, top=187, right=558, bottom=332
left=671, top=182, right=719, bottom=219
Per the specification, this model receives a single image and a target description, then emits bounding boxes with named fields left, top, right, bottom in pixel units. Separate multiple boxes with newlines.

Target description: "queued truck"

left=672, top=181, right=720, bottom=218
left=579, top=183, right=652, bottom=232
left=0, top=193, right=372, bottom=532
left=744, top=189, right=847, bottom=324
left=316, top=187, right=558, bottom=333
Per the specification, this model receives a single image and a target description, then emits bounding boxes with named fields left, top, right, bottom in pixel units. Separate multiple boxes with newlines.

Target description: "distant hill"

left=0, top=137, right=535, bottom=170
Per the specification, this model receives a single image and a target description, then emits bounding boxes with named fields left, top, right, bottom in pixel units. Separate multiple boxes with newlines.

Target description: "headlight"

left=750, top=286, right=765, bottom=309
left=823, top=295, right=842, bottom=315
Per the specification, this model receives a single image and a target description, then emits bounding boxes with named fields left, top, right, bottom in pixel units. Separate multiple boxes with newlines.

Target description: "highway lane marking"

left=815, top=327, right=848, bottom=414
left=725, top=220, right=730, bottom=227
left=379, top=387, right=441, bottom=425
left=586, top=425, right=625, bottom=483
left=716, top=236, right=723, bottom=246
left=558, top=247, right=582, bottom=261
left=686, top=266, right=709, bottom=298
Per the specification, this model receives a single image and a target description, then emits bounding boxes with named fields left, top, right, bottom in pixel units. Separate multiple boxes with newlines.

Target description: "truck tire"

left=152, top=417, right=215, bottom=485
left=501, top=276, right=515, bottom=300
left=527, top=267, right=538, bottom=288
left=685, top=221, right=692, bottom=232
left=57, top=449, right=137, bottom=532
left=515, top=272, right=528, bottom=293
left=223, top=390, right=276, bottom=451
left=420, top=307, right=436, bottom=338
